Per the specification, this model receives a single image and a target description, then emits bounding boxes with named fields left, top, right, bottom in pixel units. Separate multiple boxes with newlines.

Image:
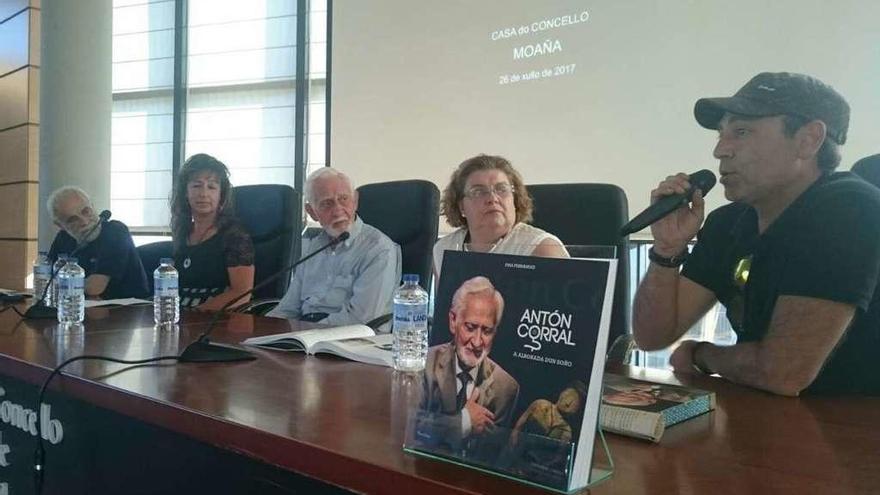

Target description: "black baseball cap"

left=694, top=72, right=850, bottom=144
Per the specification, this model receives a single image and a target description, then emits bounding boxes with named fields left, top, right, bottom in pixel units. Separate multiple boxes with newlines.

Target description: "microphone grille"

left=689, top=169, right=717, bottom=195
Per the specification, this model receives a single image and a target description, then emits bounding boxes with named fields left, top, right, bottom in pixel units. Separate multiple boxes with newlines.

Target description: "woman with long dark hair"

left=170, top=154, right=254, bottom=310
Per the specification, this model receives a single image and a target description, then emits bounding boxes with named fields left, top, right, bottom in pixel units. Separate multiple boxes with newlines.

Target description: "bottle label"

left=34, top=265, right=51, bottom=277
left=154, top=277, right=178, bottom=297
left=393, top=303, right=428, bottom=327
left=59, top=277, right=84, bottom=292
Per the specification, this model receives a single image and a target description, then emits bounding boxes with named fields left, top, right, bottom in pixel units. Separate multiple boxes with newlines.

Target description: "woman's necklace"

left=183, top=224, right=215, bottom=269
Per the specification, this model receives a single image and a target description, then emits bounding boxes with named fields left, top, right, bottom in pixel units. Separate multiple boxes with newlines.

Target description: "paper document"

left=85, top=298, right=152, bottom=308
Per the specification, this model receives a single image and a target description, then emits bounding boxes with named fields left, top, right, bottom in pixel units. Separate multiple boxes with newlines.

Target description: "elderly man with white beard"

left=419, top=276, right=520, bottom=459
left=46, top=186, right=149, bottom=299
left=267, top=167, right=401, bottom=327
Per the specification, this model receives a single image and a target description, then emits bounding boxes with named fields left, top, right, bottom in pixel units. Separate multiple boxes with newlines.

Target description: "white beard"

left=73, top=220, right=102, bottom=245
left=323, top=226, right=341, bottom=237
left=323, top=217, right=351, bottom=238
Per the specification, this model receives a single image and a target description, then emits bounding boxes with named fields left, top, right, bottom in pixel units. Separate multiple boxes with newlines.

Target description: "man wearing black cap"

left=632, top=72, right=880, bottom=396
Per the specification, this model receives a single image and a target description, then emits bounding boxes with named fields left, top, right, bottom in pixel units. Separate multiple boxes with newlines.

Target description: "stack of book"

left=600, top=373, right=716, bottom=442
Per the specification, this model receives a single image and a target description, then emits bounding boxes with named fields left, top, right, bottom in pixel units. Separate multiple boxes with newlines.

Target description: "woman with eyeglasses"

left=170, top=154, right=255, bottom=310
left=433, top=154, right=568, bottom=277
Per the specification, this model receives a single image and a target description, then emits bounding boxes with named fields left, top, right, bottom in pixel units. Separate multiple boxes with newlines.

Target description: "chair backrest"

left=526, top=183, right=630, bottom=347
left=233, top=184, right=299, bottom=299
left=852, top=154, right=880, bottom=188
left=136, top=240, right=173, bottom=293
left=356, top=180, right=440, bottom=295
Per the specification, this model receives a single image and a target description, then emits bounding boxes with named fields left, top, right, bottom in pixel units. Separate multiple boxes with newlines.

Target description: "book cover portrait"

left=411, top=251, right=616, bottom=491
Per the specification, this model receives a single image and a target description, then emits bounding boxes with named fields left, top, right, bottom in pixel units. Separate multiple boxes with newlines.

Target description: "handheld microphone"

left=619, top=170, right=716, bottom=237
left=178, top=231, right=351, bottom=363
left=23, top=210, right=112, bottom=319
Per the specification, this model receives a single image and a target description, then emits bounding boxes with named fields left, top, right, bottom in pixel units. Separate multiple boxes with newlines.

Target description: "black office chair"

left=356, top=180, right=440, bottom=295
left=137, top=186, right=297, bottom=304
left=241, top=180, right=439, bottom=321
left=232, top=184, right=300, bottom=300
left=526, top=183, right=631, bottom=355
left=852, top=154, right=880, bottom=188
left=136, top=241, right=173, bottom=293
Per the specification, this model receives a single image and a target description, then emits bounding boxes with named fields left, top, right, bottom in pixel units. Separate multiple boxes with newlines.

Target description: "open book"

left=84, top=298, right=151, bottom=308
left=242, top=324, right=394, bottom=368
left=0, top=288, right=31, bottom=303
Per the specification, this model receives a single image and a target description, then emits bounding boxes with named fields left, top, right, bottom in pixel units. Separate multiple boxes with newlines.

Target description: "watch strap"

left=649, top=246, right=689, bottom=268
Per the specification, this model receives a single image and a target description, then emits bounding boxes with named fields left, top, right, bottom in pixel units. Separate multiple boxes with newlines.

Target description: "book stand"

left=403, top=410, right=614, bottom=493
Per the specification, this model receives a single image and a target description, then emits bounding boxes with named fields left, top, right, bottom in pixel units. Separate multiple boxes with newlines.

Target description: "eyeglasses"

left=314, top=193, right=353, bottom=211
left=463, top=183, right=514, bottom=199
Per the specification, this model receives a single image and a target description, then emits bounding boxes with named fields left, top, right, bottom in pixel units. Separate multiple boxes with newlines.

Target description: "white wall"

left=39, top=0, right=112, bottom=247
left=331, top=0, right=880, bottom=229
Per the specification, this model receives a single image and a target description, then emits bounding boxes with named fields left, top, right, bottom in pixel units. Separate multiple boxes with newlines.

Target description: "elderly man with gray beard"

left=267, top=167, right=401, bottom=327
left=46, top=186, right=148, bottom=299
left=418, top=276, right=520, bottom=462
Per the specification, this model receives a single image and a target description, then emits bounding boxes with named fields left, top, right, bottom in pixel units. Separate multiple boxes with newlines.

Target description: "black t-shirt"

left=174, top=222, right=254, bottom=308
left=48, top=220, right=149, bottom=300
left=682, top=172, right=880, bottom=395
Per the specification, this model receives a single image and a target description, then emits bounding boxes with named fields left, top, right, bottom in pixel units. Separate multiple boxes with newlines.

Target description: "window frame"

left=111, top=0, right=328, bottom=243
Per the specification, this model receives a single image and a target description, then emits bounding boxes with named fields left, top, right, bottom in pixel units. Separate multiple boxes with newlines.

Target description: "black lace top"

left=174, top=221, right=255, bottom=308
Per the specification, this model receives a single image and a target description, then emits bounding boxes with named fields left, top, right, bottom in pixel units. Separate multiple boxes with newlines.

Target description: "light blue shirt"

left=267, top=216, right=402, bottom=330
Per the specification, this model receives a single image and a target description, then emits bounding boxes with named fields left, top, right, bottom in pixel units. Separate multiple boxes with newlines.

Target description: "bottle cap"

left=402, top=274, right=419, bottom=284
left=159, top=258, right=174, bottom=266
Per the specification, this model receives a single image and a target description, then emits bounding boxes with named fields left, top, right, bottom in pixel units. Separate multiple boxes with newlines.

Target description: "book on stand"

left=600, top=373, right=716, bottom=442
left=243, top=324, right=393, bottom=367
left=405, top=250, right=617, bottom=492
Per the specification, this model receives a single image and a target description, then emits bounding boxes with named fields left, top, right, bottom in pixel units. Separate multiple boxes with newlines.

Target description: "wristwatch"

left=648, top=246, right=689, bottom=268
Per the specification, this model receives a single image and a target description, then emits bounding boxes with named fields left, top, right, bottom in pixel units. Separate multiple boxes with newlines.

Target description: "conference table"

left=0, top=304, right=877, bottom=494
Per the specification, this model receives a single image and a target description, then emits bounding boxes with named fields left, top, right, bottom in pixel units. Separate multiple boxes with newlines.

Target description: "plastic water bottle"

left=57, top=257, right=85, bottom=325
left=32, top=251, right=51, bottom=304
left=392, top=274, right=429, bottom=372
left=153, top=258, right=179, bottom=327
left=48, top=254, right=69, bottom=307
